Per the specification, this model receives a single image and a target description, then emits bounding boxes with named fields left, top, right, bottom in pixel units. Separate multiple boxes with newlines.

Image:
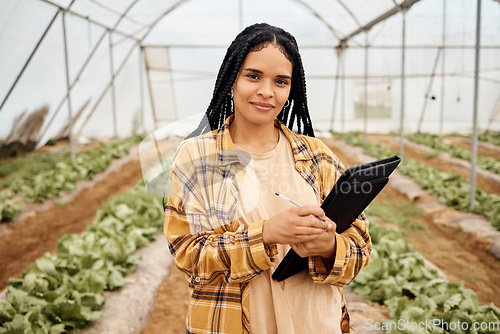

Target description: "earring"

left=229, top=89, right=234, bottom=112
left=283, top=100, right=290, bottom=108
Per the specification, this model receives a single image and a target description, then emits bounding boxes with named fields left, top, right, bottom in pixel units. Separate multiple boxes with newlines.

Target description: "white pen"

left=274, top=192, right=326, bottom=222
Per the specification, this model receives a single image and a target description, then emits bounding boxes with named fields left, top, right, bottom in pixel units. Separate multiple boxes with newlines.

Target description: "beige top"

left=235, top=130, right=342, bottom=334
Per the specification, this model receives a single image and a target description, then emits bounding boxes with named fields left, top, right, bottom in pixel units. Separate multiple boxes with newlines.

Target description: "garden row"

left=334, top=132, right=500, bottom=230
left=405, top=132, right=500, bottom=175
left=477, top=130, right=500, bottom=147
left=0, top=135, right=143, bottom=223
left=0, top=178, right=164, bottom=333
left=352, top=202, right=500, bottom=334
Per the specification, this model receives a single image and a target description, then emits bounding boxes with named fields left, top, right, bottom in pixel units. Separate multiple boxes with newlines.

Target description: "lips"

left=250, top=101, right=274, bottom=111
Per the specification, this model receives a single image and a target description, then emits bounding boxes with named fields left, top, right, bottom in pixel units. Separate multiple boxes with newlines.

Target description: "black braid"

left=187, top=23, right=315, bottom=138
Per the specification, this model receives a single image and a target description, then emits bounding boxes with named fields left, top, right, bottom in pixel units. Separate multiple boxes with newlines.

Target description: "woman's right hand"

left=262, top=205, right=333, bottom=247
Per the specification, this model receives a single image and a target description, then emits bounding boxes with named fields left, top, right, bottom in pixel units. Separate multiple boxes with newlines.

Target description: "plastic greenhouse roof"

left=1, top=0, right=499, bottom=147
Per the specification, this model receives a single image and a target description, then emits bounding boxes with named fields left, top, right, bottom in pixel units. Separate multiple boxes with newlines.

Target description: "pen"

left=274, top=192, right=326, bottom=222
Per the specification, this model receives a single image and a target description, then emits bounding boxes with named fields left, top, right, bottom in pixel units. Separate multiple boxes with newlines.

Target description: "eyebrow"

left=243, top=68, right=292, bottom=80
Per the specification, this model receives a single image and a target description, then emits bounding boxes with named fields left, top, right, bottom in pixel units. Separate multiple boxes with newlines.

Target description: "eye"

left=247, top=74, right=259, bottom=80
left=276, top=79, right=289, bottom=86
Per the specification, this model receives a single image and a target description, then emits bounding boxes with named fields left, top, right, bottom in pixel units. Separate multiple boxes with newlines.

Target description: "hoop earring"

left=283, top=100, right=290, bottom=108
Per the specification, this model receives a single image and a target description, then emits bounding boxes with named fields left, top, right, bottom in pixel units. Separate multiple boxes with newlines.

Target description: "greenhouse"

left=1, top=0, right=500, bottom=333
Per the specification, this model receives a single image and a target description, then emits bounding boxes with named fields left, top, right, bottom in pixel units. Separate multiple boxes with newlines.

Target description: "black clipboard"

left=272, top=155, right=401, bottom=282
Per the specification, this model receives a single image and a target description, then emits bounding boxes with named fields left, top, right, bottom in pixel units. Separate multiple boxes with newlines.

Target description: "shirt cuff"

left=247, top=220, right=277, bottom=270
left=311, top=233, right=348, bottom=282
left=333, top=233, right=348, bottom=270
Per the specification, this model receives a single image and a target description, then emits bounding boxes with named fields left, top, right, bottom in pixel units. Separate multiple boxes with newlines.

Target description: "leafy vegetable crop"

left=0, top=191, right=22, bottom=223
left=334, top=132, right=500, bottom=230
left=0, top=135, right=143, bottom=223
left=406, top=133, right=500, bottom=175
left=352, top=215, right=500, bottom=334
left=0, top=180, right=164, bottom=332
left=0, top=201, right=23, bottom=223
left=477, top=131, right=500, bottom=147
left=0, top=151, right=69, bottom=180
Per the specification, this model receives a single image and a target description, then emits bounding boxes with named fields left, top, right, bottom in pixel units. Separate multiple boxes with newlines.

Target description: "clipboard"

left=272, top=155, right=401, bottom=282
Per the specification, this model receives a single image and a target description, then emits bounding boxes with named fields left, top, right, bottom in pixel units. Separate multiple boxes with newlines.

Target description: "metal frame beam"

left=108, top=31, right=118, bottom=138
left=363, top=33, right=369, bottom=144
left=139, top=47, right=146, bottom=134
left=469, top=0, right=482, bottom=210
left=62, top=7, right=76, bottom=161
left=399, top=9, right=407, bottom=157
left=289, top=0, right=343, bottom=42
left=339, top=0, right=421, bottom=44
left=89, top=0, right=149, bottom=28
left=39, top=0, right=140, bottom=41
left=439, top=0, right=447, bottom=137
left=340, top=49, right=346, bottom=133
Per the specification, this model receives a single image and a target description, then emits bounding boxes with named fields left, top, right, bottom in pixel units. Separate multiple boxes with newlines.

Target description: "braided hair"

left=187, top=23, right=315, bottom=138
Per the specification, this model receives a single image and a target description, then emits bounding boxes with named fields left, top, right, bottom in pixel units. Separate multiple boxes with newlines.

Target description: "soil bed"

left=445, top=136, right=500, bottom=159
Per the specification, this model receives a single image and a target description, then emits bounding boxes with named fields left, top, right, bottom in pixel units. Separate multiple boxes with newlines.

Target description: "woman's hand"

left=290, top=216, right=337, bottom=260
left=262, top=205, right=333, bottom=246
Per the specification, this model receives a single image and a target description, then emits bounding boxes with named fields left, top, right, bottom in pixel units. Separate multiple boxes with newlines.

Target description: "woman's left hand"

left=290, top=216, right=337, bottom=260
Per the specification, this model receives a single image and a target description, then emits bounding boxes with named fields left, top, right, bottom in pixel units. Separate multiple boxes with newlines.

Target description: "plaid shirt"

left=164, top=116, right=371, bottom=333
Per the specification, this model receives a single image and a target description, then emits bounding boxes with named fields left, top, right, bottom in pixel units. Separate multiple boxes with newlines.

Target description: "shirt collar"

left=214, top=115, right=313, bottom=166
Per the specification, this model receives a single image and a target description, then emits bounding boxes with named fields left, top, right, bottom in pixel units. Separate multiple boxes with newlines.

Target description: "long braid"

left=289, top=40, right=314, bottom=137
left=187, top=23, right=315, bottom=138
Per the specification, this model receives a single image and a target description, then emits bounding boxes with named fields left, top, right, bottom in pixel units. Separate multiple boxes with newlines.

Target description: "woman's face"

left=231, top=43, right=292, bottom=128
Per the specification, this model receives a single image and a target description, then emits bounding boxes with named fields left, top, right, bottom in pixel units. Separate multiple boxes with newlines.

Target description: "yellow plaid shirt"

left=164, top=116, right=372, bottom=333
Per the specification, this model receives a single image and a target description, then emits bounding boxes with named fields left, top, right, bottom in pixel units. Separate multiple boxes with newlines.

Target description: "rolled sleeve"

left=309, top=218, right=371, bottom=286
left=247, top=220, right=278, bottom=270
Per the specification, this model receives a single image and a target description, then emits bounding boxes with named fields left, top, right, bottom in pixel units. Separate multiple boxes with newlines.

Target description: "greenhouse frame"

left=1, top=0, right=499, bottom=207
left=1, top=1, right=500, bottom=333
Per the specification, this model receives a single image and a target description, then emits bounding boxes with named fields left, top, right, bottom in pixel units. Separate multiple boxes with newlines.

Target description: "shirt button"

left=194, top=277, right=201, bottom=283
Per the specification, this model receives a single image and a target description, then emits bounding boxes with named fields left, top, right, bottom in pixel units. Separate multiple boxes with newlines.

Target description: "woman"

left=164, top=23, right=371, bottom=334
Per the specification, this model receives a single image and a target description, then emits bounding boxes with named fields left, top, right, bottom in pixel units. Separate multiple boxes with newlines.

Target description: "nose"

left=257, top=80, right=274, bottom=98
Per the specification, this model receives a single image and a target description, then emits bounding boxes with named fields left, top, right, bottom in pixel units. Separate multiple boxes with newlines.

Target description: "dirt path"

left=0, top=153, right=144, bottom=290
left=141, top=267, right=189, bottom=334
